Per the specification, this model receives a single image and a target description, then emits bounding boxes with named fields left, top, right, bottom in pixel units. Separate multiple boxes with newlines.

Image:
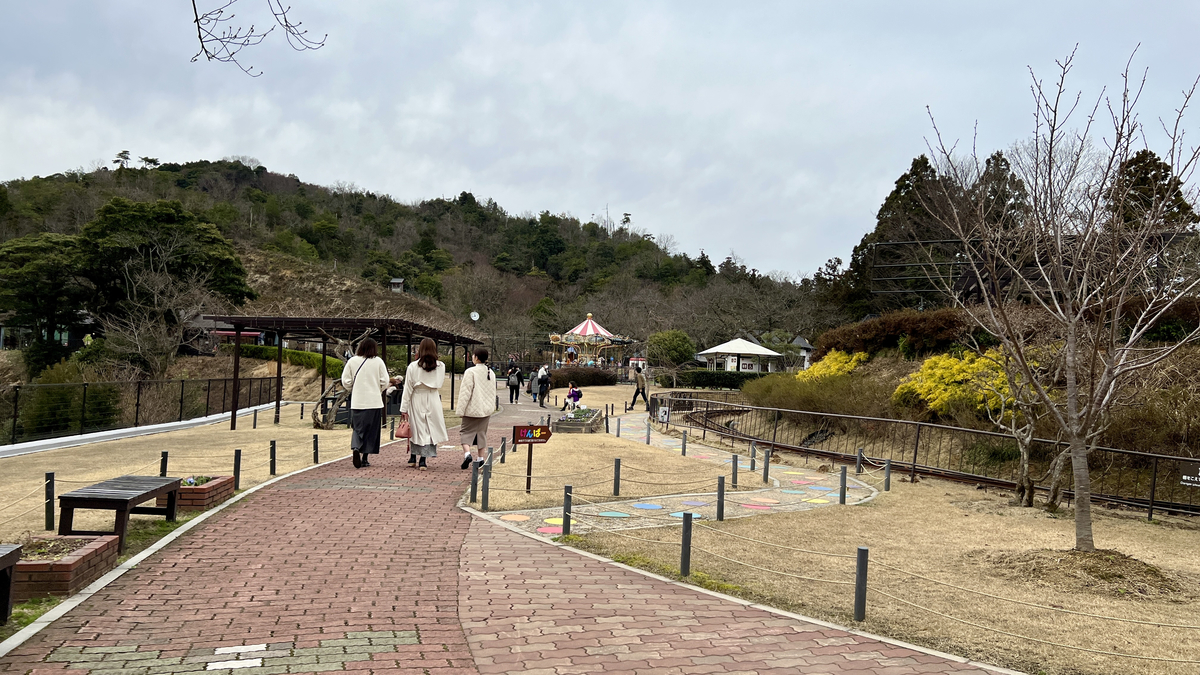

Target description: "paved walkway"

left=0, top=395, right=1006, bottom=675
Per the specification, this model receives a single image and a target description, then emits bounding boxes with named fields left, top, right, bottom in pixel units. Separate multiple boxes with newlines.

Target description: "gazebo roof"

left=566, top=313, right=615, bottom=338
left=698, top=338, right=783, bottom=358
left=203, top=315, right=483, bottom=345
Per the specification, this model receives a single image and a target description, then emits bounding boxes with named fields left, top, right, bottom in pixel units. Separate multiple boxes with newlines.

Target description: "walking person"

left=400, top=338, right=449, bottom=470
left=457, top=347, right=498, bottom=470
left=536, top=365, right=550, bottom=408
left=506, top=365, right=524, bottom=404
left=630, top=366, right=649, bottom=410
left=341, top=338, right=390, bottom=468
left=527, top=367, right=537, bottom=403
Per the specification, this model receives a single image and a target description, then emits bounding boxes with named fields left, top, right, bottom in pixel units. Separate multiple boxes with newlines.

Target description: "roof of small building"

left=697, top=338, right=783, bottom=358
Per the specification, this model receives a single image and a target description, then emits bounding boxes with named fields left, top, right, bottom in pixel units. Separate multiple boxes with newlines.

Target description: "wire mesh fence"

left=0, top=377, right=281, bottom=446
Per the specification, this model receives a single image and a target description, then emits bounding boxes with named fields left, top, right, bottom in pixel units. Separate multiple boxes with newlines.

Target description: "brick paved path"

left=0, top=395, right=1008, bottom=675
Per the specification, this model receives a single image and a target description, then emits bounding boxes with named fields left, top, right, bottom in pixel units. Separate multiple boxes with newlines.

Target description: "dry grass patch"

left=0, top=403, right=351, bottom=540
left=573, top=477, right=1200, bottom=675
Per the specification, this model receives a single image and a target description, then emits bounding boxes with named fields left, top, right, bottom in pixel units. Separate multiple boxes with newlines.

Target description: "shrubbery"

left=550, top=367, right=618, bottom=389
left=796, top=350, right=868, bottom=381
left=222, top=344, right=344, bottom=378
left=814, top=308, right=968, bottom=359
left=891, top=351, right=1008, bottom=418
left=742, top=372, right=895, bottom=418
left=656, top=369, right=764, bottom=389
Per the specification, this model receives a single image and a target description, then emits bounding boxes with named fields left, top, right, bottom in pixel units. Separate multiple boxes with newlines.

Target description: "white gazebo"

left=698, top=338, right=783, bottom=373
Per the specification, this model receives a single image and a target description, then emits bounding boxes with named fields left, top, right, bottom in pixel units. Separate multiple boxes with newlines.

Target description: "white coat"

left=400, top=360, right=449, bottom=447
left=341, top=356, right=390, bottom=410
left=456, top=364, right=497, bottom=418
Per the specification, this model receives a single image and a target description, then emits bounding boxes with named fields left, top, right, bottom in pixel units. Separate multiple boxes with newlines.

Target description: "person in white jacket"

left=399, top=338, right=449, bottom=470
left=456, top=347, right=497, bottom=470
left=341, top=338, right=390, bottom=468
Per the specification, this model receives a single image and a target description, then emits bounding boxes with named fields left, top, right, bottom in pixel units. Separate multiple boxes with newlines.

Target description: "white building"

left=697, top=338, right=784, bottom=373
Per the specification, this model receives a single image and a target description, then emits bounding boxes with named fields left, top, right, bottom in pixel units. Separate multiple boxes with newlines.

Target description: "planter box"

left=551, top=409, right=605, bottom=434
left=156, top=475, right=235, bottom=512
left=13, top=535, right=119, bottom=602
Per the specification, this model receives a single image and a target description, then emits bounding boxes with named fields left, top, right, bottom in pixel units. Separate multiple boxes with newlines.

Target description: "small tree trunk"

left=1044, top=449, right=1070, bottom=510
left=1069, top=437, right=1096, bottom=552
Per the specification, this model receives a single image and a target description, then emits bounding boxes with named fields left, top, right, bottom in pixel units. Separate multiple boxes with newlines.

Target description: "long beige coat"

left=400, top=360, right=448, bottom=447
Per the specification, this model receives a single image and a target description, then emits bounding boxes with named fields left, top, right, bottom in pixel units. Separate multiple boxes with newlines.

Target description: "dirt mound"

left=979, top=548, right=1185, bottom=600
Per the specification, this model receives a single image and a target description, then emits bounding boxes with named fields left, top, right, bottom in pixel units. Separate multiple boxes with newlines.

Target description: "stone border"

left=13, top=535, right=119, bottom=602
left=156, top=475, right=236, bottom=512
left=0, top=450, right=351, bottom=659
left=459, top=503, right=1024, bottom=675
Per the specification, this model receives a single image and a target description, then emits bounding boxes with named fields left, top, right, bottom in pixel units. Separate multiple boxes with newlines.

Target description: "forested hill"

left=0, top=158, right=849, bottom=348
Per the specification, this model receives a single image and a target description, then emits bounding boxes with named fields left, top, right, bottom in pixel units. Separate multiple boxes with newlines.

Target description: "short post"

left=300, top=403, right=305, bottom=419
left=252, top=409, right=258, bottom=429
left=234, top=448, right=242, bottom=490
left=390, top=418, right=395, bottom=440
left=717, top=475, right=725, bottom=521
left=1147, top=456, right=1160, bottom=521
left=645, top=419, right=651, bottom=445
left=486, top=447, right=494, bottom=465
left=839, top=465, right=847, bottom=505
left=732, top=454, right=739, bottom=488
left=481, top=464, right=491, bottom=512
left=854, top=546, right=869, bottom=621
left=680, top=512, right=693, bottom=577
left=855, top=448, right=864, bottom=474
left=270, top=440, right=277, bottom=476
left=562, top=485, right=573, bottom=536
left=159, top=451, right=169, bottom=478
left=605, top=414, right=610, bottom=434
left=470, top=461, right=479, bottom=503
left=312, top=434, right=319, bottom=463
left=911, top=423, right=922, bottom=482
left=762, top=446, right=771, bottom=484
left=749, top=441, right=757, bottom=472
left=500, top=437, right=507, bottom=464
left=884, top=459, right=892, bottom=492
left=45, top=472, right=55, bottom=531
left=616, top=419, right=621, bottom=438
left=613, top=458, right=621, bottom=496
left=681, top=431, right=687, bottom=456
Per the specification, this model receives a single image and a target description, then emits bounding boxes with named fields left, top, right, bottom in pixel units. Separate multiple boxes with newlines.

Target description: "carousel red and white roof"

left=566, top=313, right=614, bottom=338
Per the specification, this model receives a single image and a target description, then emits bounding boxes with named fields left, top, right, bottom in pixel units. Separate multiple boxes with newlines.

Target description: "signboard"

left=1182, top=461, right=1200, bottom=488
left=513, top=425, right=553, bottom=444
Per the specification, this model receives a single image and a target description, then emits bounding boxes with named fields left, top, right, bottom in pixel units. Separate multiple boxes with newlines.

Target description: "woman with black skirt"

left=341, top=338, right=390, bottom=468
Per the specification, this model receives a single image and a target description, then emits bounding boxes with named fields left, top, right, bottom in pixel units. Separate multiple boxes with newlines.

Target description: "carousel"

left=549, top=313, right=635, bottom=367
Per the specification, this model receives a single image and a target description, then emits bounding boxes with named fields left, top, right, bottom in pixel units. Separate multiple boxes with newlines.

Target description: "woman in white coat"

left=456, top=347, right=497, bottom=470
left=341, top=338, right=390, bottom=468
left=399, top=338, right=449, bottom=470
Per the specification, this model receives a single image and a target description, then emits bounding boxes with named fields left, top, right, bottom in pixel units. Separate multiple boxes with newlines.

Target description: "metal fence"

left=0, top=377, right=281, bottom=446
left=651, top=393, right=1200, bottom=518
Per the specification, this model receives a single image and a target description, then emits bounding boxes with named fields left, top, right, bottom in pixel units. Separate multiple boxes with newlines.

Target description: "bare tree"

left=100, top=270, right=217, bottom=378
left=191, top=0, right=326, bottom=77
left=922, top=51, right=1200, bottom=551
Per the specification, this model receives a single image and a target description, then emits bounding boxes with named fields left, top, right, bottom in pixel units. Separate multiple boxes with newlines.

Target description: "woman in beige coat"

left=456, top=347, right=497, bottom=470
left=399, top=338, right=449, bottom=470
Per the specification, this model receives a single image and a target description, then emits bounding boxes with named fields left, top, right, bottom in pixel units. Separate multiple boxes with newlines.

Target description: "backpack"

left=508, top=373, right=519, bottom=386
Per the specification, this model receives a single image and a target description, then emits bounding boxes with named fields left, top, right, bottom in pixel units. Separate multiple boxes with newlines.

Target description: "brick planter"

left=157, top=475, right=235, bottom=512
left=551, top=409, right=605, bottom=434
left=13, top=535, right=119, bottom=602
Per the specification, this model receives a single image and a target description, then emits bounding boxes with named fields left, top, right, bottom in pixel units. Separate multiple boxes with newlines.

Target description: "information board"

left=1181, top=461, right=1200, bottom=488
left=513, top=425, right=553, bottom=444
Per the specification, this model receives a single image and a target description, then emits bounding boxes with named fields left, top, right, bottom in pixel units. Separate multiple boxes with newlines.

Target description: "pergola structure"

left=203, top=315, right=484, bottom=430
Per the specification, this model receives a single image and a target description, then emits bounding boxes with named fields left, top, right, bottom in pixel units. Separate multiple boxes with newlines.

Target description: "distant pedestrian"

left=506, top=365, right=524, bottom=404
left=631, top=366, right=649, bottom=410
left=400, top=338, right=449, bottom=470
left=526, top=368, right=536, bottom=403
left=537, top=365, right=550, bottom=408
left=561, top=382, right=582, bottom=411
left=457, top=347, right=498, bottom=470
left=342, top=338, right=390, bottom=468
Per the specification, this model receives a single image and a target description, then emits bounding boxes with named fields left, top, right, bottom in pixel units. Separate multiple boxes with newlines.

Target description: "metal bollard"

left=481, top=464, right=491, bottom=512
left=884, top=459, right=892, bottom=492
left=613, top=458, right=621, bottom=496
left=717, top=475, right=725, bottom=521
left=856, top=447, right=864, bottom=474
left=839, top=465, right=847, bottom=504
left=681, top=431, right=687, bottom=456
left=605, top=414, right=610, bottom=434
left=762, top=446, right=771, bottom=484
left=300, top=403, right=305, bottom=419
left=160, top=451, right=169, bottom=478
left=749, top=441, right=756, bottom=472
left=854, top=546, right=869, bottom=621
left=732, top=454, right=739, bottom=488
left=680, top=512, right=693, bottom=577
left=312, top=434, right=319, bottom=463
left=270, top=440, right=277, bottom=476
left=616, top=419, right=621, bottom=438
left=390, top=418, right=395, bottom=440
left=500, top=437, right=507, bottom=464
left=253, top=409, right=258, bottom=429
left=562, top=485, right=573, bottom=536
left=45, top=472, right=55, bottom=531
left=645, top=419, right=651, bottom=445
left=486, top=447, right=494, bottom=465
left=470, top=461, right=479, bottom=503
left=234, top=448, right=242, bottom=490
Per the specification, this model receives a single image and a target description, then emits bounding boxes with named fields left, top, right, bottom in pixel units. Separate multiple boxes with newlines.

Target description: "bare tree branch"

left=191, top=0, right=326, bottom=77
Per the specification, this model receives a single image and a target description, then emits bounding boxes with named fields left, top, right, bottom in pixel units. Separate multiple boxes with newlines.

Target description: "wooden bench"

left=59, top=476, right=182, bottom=554
left=0, top=544, right=20, bottom=625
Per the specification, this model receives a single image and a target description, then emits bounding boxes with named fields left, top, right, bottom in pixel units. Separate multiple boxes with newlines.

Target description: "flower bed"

left=156, top=475, right=235, bottom=512
left=12, top=535, right=119, bottom=602
left=550, top=407, right=605, bottom=434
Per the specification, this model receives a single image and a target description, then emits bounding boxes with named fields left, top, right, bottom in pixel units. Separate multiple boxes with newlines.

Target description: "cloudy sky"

left=2, top=2, right=1198, bottom=276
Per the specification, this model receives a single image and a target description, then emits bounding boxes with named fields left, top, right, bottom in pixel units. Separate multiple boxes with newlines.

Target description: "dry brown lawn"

left=0, top=403, right=351, bottom=541
left=576, top=476, right=1200, bottom=675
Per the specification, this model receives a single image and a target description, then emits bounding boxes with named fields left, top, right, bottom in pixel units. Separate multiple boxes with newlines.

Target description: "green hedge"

left=549, top=367, right=618, bottom=389
left=814, top=308, right=967, bottom=359
left=221, top=344, right=344, bottom=378
left=656, top=370, right=765, bottom=389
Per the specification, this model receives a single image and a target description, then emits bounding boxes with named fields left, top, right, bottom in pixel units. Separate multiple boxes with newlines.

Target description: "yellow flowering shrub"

left=892, top=350, right=1011, bottom=417
left=796, top=350, right=869, bottom=382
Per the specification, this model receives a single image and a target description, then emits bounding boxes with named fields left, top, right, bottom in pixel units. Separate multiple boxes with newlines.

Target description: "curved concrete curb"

left=0, top=450, right=351, bottom=659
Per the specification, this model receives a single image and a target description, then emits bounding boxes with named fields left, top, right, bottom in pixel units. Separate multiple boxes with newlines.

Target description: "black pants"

left=631, top=387, right=648, bottom=407
left=508, top=385, right=520, bottom=403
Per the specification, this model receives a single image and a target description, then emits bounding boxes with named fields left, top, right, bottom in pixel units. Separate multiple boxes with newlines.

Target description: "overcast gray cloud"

left=2, top=1, right=1198, bottom=276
